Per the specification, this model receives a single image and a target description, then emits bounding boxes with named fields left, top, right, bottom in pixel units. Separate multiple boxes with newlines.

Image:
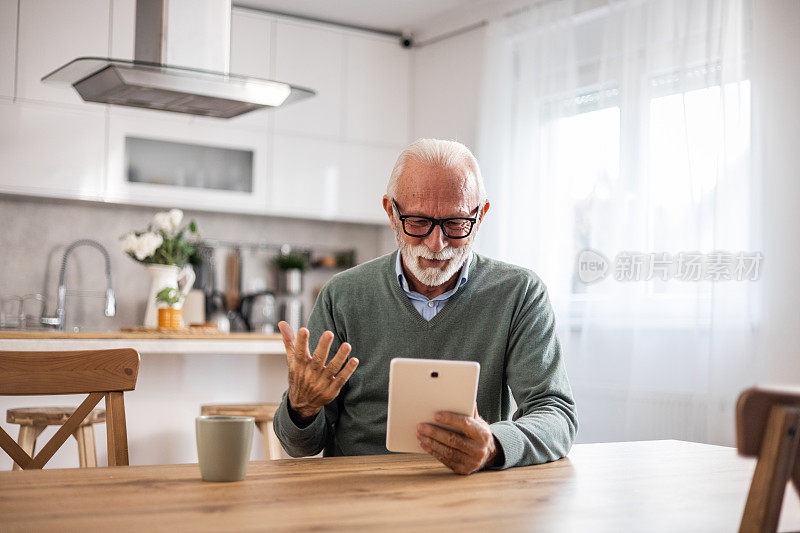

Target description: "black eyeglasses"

left=392, top=199, right=480, bottom=239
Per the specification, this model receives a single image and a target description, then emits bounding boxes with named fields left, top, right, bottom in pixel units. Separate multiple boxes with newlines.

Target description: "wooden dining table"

left=2, top=440, right=800, bottom=532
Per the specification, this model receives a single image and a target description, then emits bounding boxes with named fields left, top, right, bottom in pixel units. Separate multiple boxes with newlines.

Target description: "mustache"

left=407, top=243, right=460, bottom=261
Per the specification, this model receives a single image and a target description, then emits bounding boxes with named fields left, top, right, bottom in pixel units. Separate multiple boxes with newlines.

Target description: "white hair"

left=386, top=139, right=487, bottom=203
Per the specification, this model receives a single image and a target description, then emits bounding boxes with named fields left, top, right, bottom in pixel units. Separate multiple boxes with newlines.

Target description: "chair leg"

left=82, top=425, right=97, bottom=468
left=255, top=420, right=282, bottom=460
left=73, top=425, right=98, bottom=468
left=105, top=392, right=129, bottom=466
left=255, top=421, right=271, bottom=460
left=12, top=425, right=45, bottom=471
left=740, top=405, right=800, bottom=533
left=266, top=421, right=283, bottom=460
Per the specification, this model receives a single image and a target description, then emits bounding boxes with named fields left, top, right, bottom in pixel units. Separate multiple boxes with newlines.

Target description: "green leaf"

left=155, top=286, right=181, bottom=306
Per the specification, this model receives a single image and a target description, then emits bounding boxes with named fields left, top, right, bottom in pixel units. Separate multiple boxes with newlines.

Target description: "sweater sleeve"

left=273, top=285, right=343, bottom=457
left=488, top=279, right=578, bottom=469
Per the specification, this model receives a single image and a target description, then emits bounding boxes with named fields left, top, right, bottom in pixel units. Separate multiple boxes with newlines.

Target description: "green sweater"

left=272, top=250, right=578, bottom=469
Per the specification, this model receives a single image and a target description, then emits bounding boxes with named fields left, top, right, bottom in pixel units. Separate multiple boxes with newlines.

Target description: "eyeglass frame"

left=391, top=198, right=481, bottom=239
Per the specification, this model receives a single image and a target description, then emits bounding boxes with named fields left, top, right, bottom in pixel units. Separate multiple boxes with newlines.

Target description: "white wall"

left=753, top=0, right=800, bottom=384
left=411, top=26, right=486, bottom=150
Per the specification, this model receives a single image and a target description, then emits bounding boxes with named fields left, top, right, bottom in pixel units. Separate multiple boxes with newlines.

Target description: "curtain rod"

left=413, top=0, right=566, bottom=48
left=231, top=3, right=412, bottom=47
left=233, top=0, right=563, bottom=49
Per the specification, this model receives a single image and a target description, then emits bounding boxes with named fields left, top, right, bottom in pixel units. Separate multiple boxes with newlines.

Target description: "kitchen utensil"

left=224, top=249, right=241, bottom=312
left=206, top=290, right=248, bottom=332
left=0, top=296, right=23, bottom=329
left=193, top=243, right=216, bottom=295
left=278, top=296, right=303, bottom=332
left=239, top=291, right=276, bottom=333
left=207, top=291, right=230, bottom=333
left=279, top=268, right=303, bottom=295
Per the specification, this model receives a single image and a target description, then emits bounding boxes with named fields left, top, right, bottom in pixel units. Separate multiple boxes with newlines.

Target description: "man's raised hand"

left=278, top=321, right=359, bottom=421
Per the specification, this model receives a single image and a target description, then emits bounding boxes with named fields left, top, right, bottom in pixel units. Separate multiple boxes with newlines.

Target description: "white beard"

left=395, top=228, right=472, bottom=287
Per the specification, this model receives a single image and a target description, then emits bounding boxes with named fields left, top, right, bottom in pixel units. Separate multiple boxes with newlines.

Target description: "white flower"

left=120, top=232, right=139, bottom=254
left=153, top=209, right=184, bottom=234
left=152, top=211, right=174, bottom=233
left=135, top=232, right=163, bottom=260
left=122, top=232, right=163, bottom=261
left=169, top=209, right=183, bottom=230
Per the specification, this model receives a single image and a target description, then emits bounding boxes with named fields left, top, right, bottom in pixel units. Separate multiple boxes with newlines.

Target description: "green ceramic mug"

left=195, top=415, right=254, bottom=482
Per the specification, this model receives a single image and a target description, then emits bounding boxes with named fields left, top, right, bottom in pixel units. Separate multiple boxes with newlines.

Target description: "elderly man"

left=273, top=139, right=577, bottom=474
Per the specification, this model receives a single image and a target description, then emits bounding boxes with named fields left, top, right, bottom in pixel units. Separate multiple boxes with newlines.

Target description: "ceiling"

left=233, top=0, right=481, bottom=35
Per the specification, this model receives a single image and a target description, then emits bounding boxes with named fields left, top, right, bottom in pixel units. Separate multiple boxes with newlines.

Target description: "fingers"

left=295, top=327, right=311, bottom=361
left=278, top=321, right=295, bottom=354
left=312, top=331, right=334, bottom=367
left=433, top=411, right=480, bottom=440
left=326, top=342, right=352, bottom=375
left=330, top=355, right=359, bottom=390
left=418, top=435, right=473, bottom=475
left=417, top=423, right=480, bottom=456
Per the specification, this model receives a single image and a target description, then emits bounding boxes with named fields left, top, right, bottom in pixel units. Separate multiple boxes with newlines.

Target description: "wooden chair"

left=736, top=386, right=800, bottom=533
left=7, top=406, right=106, bottom=470
left=0, top=349, right=140, bottom=470
left=200, top=403, right=282, bottom=460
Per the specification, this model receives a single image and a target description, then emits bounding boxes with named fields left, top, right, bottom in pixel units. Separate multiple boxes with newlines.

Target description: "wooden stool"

left=7, top=407, right=106, bottom=470
left=200, top=403, right=282, bottom=460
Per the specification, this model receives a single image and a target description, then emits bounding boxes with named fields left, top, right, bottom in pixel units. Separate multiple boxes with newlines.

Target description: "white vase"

left=143, top=264, right=196, bottom=328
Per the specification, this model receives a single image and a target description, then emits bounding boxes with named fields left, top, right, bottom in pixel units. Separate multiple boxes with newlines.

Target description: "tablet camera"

left=431, top=371, right=438, bottom=378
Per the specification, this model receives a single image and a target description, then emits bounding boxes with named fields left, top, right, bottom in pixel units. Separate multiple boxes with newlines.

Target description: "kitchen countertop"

left=0, top=331, right=286, bottom=355
left=0, top=331, right=282, bottom=340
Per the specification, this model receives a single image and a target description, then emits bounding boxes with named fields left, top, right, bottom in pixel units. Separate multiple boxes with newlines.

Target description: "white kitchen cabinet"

left=106, top=108, right=269, bottom=214
left=0, top=0, right=18, bottom=99
left=338, top=143, right=396, bottom=223
left=16, top=0, right=110, bottom=106
left=273, top=20, right=344, bottom=139
left=230, top=9, right=272, bottom=79
left=227, top=8, right=274, bottom=131
left=344, top=34, right=410, bottom=146
left=0, top=100, right=106, bottom=200
left=270, top=134, right=340, bottom=219
left=270, top=133, right=393, bottom=224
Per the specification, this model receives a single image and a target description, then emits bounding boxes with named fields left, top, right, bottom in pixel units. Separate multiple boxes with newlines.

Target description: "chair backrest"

left=736, top=386, right=800, bottom=533
left=0, top=349, right=140, bottom=469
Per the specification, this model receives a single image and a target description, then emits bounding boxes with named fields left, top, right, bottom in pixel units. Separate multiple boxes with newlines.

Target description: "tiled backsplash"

left=0, top=196, right=396, bottom=331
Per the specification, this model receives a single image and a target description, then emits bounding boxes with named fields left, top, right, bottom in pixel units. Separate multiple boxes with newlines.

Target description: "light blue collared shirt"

left=395, top=250, right=472, bottom=321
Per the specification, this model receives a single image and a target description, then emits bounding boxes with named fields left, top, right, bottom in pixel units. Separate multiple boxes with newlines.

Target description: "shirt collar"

left=396, top=249, right=472, bottom=301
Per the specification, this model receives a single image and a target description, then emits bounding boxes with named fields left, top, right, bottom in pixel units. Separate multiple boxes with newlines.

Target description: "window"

left=547, top=74, right=751, bottom=325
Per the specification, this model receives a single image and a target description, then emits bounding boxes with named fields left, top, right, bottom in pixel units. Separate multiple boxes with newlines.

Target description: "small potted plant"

left=156, top=286, right=183, bottom=329
left=120, top=209, right=200, bottom=328
left=274, top=251, right=308, bottom=295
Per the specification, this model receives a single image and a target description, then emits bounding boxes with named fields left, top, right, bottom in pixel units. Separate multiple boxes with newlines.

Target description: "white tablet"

left=385, top=358, right=480, bottom=453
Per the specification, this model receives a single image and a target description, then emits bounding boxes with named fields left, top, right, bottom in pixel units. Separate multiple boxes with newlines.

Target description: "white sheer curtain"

left=475, top=0, right=758, bottom=445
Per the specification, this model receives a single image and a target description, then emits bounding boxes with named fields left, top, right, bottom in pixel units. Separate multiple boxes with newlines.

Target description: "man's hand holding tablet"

left=417, top=405, right=502, bottom=475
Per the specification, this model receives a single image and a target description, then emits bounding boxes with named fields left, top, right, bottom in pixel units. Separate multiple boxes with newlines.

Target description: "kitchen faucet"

left=41, top=239, right=116, bottom=331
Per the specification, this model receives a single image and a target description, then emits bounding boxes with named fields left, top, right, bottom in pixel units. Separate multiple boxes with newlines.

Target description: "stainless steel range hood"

left=42, top=0, right=314, bottom=118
